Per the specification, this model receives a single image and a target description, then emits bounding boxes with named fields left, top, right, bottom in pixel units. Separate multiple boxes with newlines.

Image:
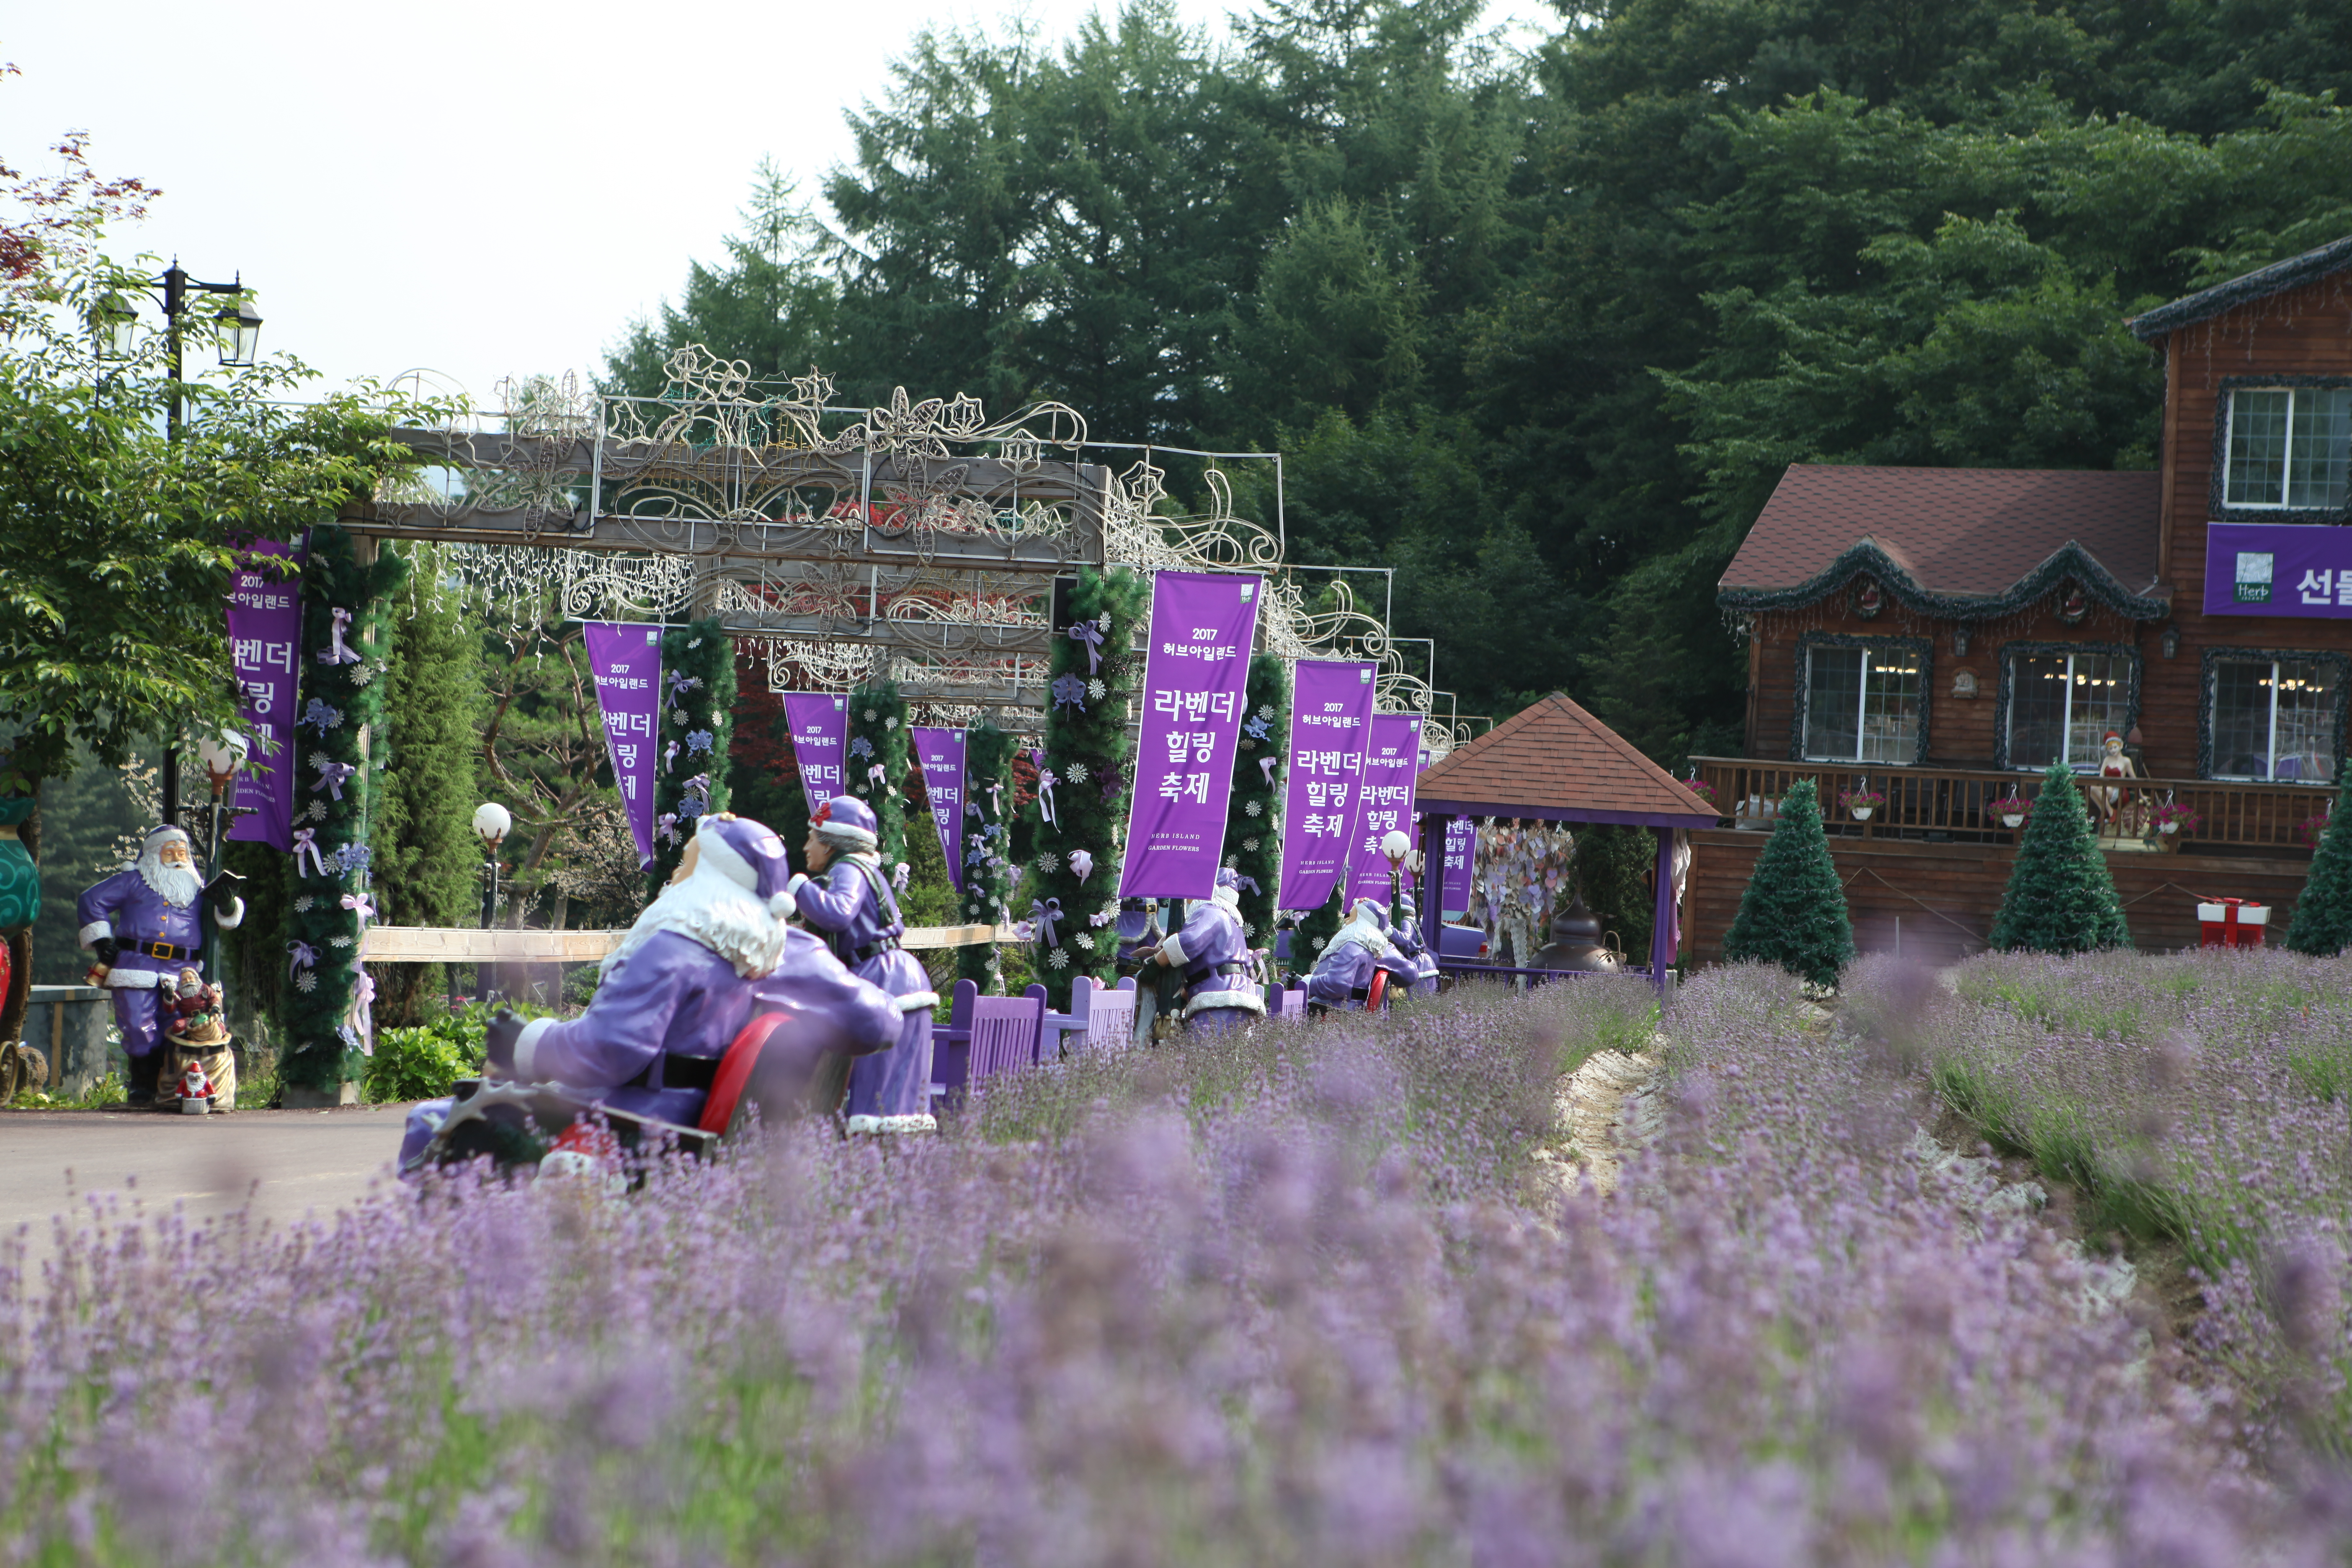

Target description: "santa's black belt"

left=848, top=936, right=899, bottom=964
left=625, top=1052, right=722, bottom=1093
left=121, top=939, right=196, bottom=962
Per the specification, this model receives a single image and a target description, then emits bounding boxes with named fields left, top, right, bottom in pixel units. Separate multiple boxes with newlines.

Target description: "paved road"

left=0, top=1103, right=410, bottom=1249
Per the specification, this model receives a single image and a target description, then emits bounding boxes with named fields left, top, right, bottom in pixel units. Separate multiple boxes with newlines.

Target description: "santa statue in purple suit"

left=397, top=813, right=903, bottom=1173
left=78, top=825, right=245, bottom=1106
left=786, top=796, right=940, bottom=1134
left=1304, top=897, right=1414, bottom=1014
left=1152, top=866, right=1266, bottom=1037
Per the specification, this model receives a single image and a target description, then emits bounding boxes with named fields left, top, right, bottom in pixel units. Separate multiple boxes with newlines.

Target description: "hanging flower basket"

left=2296, top=804, right=2332, bottom=846
left=1684, top=776, right=1719, bottom=806
left=1838, top=787, right=1885, bottom=822
left=1991, top=793, right=2030, bottom=830
left=2152, top=802, right=2202, bottom=837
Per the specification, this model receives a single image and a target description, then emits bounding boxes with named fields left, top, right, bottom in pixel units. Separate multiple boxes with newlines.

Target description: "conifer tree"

left=1988, top=765, right=2130, bottom=954
left=371, top=546, right=483, bottom=1024
left=1722, top=778, right=1853, bottom=987
left=2286, top=782, right=2352, bottom=955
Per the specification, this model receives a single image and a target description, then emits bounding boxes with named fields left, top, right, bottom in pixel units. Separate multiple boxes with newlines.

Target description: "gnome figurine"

left=78, top=826, right=245, bottom=1106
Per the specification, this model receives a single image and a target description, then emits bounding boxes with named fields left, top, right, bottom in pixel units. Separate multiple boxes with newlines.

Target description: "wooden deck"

left=1685, top=828, right=2311, bottom=965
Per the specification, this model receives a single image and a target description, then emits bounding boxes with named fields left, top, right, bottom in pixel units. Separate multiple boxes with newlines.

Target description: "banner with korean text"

left=1344, top=713, right=1426, bottom=906
left=1277, top=660, right=1377, bottom=910
left=912, top=727, right=969, bottom=891
left=784, top=694, right=850, bottom=812
left=225, top=540, right=304, bottom=851
left=1439, top=817, right=1476, bottom=919
left=2205, top=521, right=2352, bottom=616
left=1119, top=571, right=1263, bottom=898
left=582, top=622, right=663, bottom=869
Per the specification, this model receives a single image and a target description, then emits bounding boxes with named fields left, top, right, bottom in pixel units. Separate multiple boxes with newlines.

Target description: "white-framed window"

left=2209, top=657, right=2337, bottom=783
left=2224, top=387, right=2352, bottom=509
left=2005, top=650, right=2130, bottom=771
left=1803, top=644, right=1920, bottom=763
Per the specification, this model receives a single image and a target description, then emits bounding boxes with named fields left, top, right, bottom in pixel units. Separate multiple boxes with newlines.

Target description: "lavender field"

left=4, top=966, right=2347, bottom=1564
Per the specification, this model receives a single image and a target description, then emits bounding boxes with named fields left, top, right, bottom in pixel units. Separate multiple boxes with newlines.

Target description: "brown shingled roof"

left=1720, top=464, right=2161, bottom=607
left=1417, top=693, right=1720, bottom=826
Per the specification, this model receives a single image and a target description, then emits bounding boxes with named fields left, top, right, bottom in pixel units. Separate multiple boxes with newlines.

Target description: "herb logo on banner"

left=1119, top=571, right=1263, bottom=898
left=912, top=727, right=968, bottom=892
left=1344, top=713, right=1426, bottom=905
left=784, top=694, right=850, bottom=811
left=1278, top=661, right=1377, bottom=910
left=225, top=539, right=305, bottom=852
left=581, top=623, right=663, bottom=868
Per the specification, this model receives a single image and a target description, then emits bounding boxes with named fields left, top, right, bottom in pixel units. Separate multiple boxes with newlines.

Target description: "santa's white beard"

left=601, top=865, right=785, bottom=980
left=136, top=852, right=202, bottom=909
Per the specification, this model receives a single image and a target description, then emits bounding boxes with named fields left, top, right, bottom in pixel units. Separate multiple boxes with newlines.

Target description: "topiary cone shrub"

left=1722, top=778, right=1854, bottom=988
left=1988, top=764, right=2130, bottom=954
left=2286, top=779, right=2352, bottom=955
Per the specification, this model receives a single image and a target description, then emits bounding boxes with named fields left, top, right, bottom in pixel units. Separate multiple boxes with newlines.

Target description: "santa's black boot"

left=125, top=1051, right=162, bottom=1108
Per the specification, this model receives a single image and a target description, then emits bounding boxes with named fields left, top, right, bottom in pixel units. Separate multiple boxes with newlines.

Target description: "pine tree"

left=1722, top=778, right=1854, bottom=987
left=371, top=546, right=483, bottom=1024
left=2286, top=782, right=2352, bottom=955
left=1988, top=765, right=2130, bottom=954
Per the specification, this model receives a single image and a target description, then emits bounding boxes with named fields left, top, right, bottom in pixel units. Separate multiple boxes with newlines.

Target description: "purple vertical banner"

left=1439, top=817, right=1477, bottom=919
left=912, top=727, right=968, bottom=892
left=225, top=540, right=304, bottom=850
left=784, top=694, right=849, bottom=811
left=1119, top=571, right=1264, bottom=898
left=1344, top=714, right=1426, bottom=905
left=1277, top=659, right=1377, bottom=910
left=581, top=623, right=664, bottom=869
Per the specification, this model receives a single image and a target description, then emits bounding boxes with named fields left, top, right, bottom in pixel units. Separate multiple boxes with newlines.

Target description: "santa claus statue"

left=1151, top=866, right=1266, bottom=1037
left=78, top=825, right=244, bottom=1107
left=398, top=813, right=905, bottom=1174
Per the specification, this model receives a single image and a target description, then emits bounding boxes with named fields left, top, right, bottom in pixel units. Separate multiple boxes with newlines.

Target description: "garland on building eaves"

left=957, top=721, right=1019, bottom=993
left=1718, top=539, right=2168, bottom=624
left=2128, top=234, right=2352, bottom=342
left=847, top=680, right=910, bottom=871
left=1225, top=652, right=1288, bottom=949
left=1022, top=565, right=1149, bottom=1011
left=648, top=618, right=736, bottom=896
left=280, top=523, right=408, bottom=1096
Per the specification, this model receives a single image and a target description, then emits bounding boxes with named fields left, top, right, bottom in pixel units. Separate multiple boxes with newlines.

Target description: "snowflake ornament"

left=1257, top=704, right=1274, bottom=720
left=1036, top=851, right=1061, bottom=874
left=293, top=895, right=315, bottom=913
left=863, top=709, right=878, bottom=722
left=306, top=801, right=328, bottom=823
left=329, top=936, right=353, bottom=949
left=1243, top=837, right=1260, bottom=851
left=1065, top=761, right=1089, bottom=783
left=1047, top=947, right=1070, bottom=969
left=1074, top=932, right=1095, bottom=951
left=294, top=971, right=319, bottom=993
left=1087, top=678, right=1106, bottom=701
left=1245, top=801, right=1263, bottom=817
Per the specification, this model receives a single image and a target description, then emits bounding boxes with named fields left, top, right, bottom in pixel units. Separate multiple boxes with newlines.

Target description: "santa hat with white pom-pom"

left=692, top=814, right=798, bottom=917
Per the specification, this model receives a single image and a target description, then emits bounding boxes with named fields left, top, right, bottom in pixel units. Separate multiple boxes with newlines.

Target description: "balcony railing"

left=1688, top=756, right=2329, bottom=855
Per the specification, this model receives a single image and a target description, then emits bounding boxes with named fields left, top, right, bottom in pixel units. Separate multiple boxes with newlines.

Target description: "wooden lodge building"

left=1685, top=234, right=2352, bottom=961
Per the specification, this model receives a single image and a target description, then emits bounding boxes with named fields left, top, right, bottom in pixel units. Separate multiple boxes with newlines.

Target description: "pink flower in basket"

left=2153, top=802, right=2202, bottom=835
left=1684, top=777, right=1719, bottom=804
left=1991, top=793, right=2031, bottom=827
left=1836, top=787, right=1886, bottom=810
left=2297, top=804, right=2332, bottom=846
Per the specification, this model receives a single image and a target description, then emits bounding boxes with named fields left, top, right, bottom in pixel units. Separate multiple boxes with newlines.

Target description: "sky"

left=2, top=0, right=1559, bottom=412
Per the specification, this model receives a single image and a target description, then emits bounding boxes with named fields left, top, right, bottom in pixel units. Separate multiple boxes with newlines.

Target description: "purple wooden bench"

left=1065, top=975, right=1137, bottom=1052
left=929, top=980, right=1049, bottom=1104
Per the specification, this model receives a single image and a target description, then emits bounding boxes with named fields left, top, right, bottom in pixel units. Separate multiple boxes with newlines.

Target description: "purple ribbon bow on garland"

left=312, top=759, right=359, bottom=800
left=1066, top=621, right=1105, bottom=674
left=1036, top=769, right=1058, bottom=827
left=319, top=607, right=361, bottom=665
left=286, top=941, right=317, bottom=980
left=341, top=892, right=375, bottom=925
left=1029, top=897, right=1062, bottom=949
left=658, top=812, right=680, bottom=845
left=291, top=828, right=328, bottom=878
left=1259, top=756, right=1278, bottom=789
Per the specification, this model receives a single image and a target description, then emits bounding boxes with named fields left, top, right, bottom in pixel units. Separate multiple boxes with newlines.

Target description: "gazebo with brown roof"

left=1413, top=693, right=1720, bottom=988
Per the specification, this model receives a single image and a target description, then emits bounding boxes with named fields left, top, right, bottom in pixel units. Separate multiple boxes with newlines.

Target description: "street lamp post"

left=472, top=803, right=511, bottom=1006
left=92, top=264, right=264, bottom=830
left=1381, top=828, right=1414, bottom=914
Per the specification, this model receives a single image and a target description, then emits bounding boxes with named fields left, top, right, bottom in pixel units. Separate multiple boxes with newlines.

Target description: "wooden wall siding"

left=2146, top=270, right=2352, bottom=784
left=1685, top=829, right=2314, bottom=967
left=1745, top=599, right=2151, bottom=768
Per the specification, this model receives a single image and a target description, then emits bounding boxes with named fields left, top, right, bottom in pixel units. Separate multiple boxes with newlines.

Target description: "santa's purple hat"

left=811, top=795, right=879, bottom=851
left=695, top=815, right=794, bottom=913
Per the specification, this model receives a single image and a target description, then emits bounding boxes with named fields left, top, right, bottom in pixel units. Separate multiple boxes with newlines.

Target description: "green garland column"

left=1227, top=653, right=1288, bottom=948
left=847, top=680, right=909, bottom=867
left=957, top=721, right=1019, bottom=991
left=647, top=618, right=735, bottom=897
left=281, top=523, right=409, bottom=1097
left=1024, top=566, right=1149, bottom=1011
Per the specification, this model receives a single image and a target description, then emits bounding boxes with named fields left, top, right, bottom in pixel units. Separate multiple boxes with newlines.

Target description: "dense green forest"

left=609, top=0, right=2352, bottom=764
